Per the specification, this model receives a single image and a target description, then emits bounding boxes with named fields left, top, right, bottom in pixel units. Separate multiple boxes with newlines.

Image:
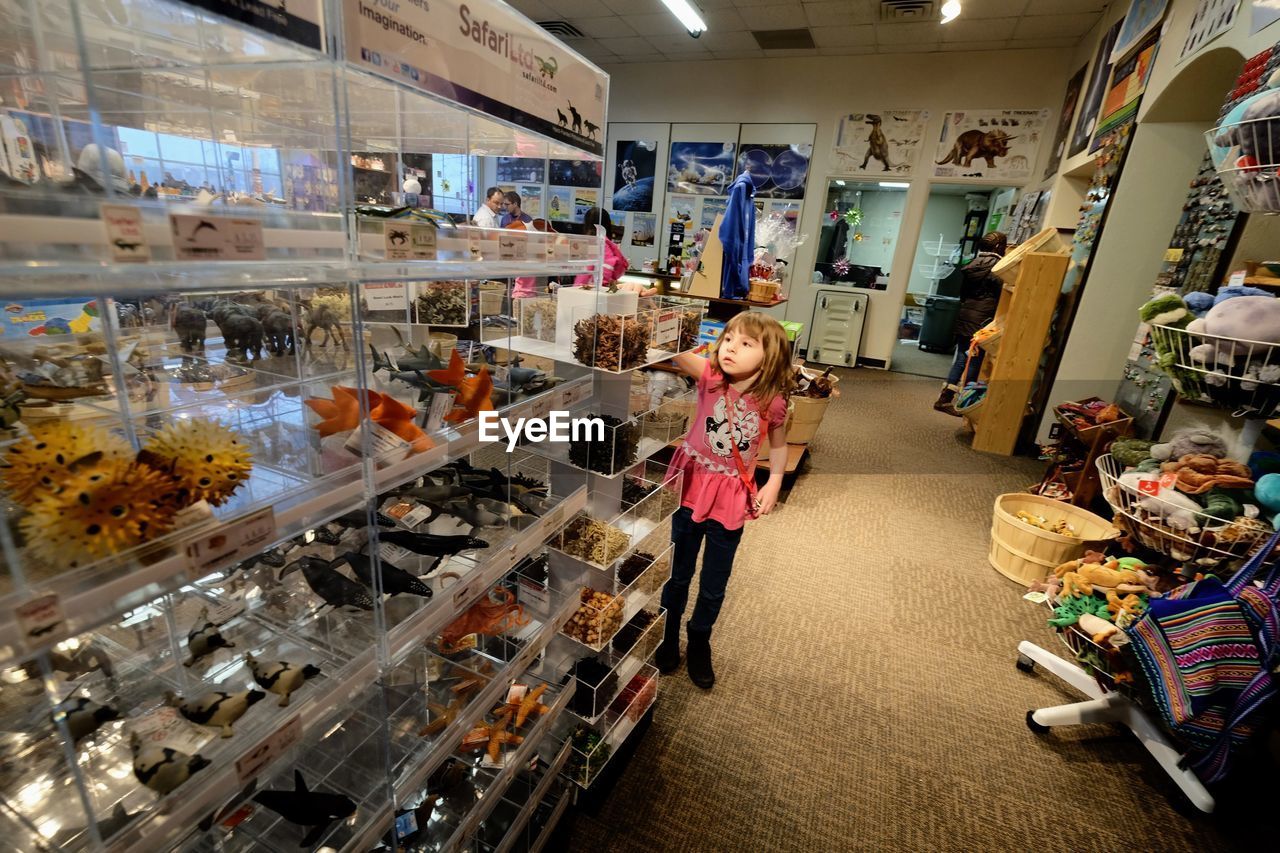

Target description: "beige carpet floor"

left=567, top=368, right=1270, bottom=853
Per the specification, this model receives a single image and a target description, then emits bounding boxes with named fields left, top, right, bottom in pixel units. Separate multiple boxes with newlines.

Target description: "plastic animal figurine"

left=246, top=654, right=321, bottom=707
left=282, top=555, right=375, bottom=610
left=130, top=732, right=210, bottom=795
left=305, top=302, right=348, bottom=349
left=172, top=306, right=207, bottom=353
left=338, top=550, right=433, bottom=598
left=217, top=312, right=264, bottom=360
left=165, top=688, right=265, bottom=737
left=252, top=770, right=357, bottom=848
left=54, top=696, right=120, bottom=745
left=375, top=530, right=489, bottom=573
left=184, top=608, right=235, bottom=667
left=262, top=310, right=299, bottom=356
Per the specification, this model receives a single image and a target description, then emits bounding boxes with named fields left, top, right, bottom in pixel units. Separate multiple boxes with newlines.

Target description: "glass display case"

left=0, top=1, right=688, bottom=847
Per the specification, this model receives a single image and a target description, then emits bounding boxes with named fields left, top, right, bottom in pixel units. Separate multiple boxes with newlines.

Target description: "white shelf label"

left=363, top=281, right=409, bottom=311
left=184, top=507, right=277, bottom=578
left=384, top=221, right=437, bottom=260
left=426, top=391, right=456, bottom=434
left=653, top=309, right=680, bottom=347
left=345, top=421, right=414, bottom=465
left=499, top=234, right=526, bottom=261
left=379, top=542, right=415, bottom=566
left=169, top=214, right=266, bottom=261
left=101, top=204, right=150, bottom=263
left=132, top=706, right=213, bottom=755
left=569, top=238, right=589, bottom=261
left=14, top=593, right=64, bottom=647
left=235, top=714, right=303, bottom=785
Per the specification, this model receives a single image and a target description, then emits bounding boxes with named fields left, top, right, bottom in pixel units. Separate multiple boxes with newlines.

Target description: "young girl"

left=656, top=312, right=793, bottom=688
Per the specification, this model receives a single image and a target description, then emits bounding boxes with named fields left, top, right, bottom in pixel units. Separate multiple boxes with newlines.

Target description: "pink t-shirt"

left=666, top=361, right=787, bottom=531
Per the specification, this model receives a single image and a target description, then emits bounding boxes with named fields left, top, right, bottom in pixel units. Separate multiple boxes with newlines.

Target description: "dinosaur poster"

left=831, top=111, right=929, bottom=177
left=735, top=143, right=812, bottom=200
left=932, top=109, right=1051, bottom=181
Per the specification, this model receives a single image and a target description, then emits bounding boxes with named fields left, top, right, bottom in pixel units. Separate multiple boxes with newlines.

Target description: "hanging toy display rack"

left=1205, top=112, right=1280, bottom=214
left=915, top=233, right=960, bottom=283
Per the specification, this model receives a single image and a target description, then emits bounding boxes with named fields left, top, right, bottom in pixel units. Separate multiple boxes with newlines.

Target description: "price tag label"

left=399, top=504, right=435, bottom=529
left=379, top=542, right=415, bottom=566
left=235, top=714, right=303, bottom=785
left=1137, top=478, right=1161, bottom=496
left=206, top=600, right=245, bottom=626
left=15, top=594, right=64, bottom=647
left=101, top=203, right=150, bottom=262
left=531, top=395, right=553, bottom=421
left=554, top=236, right=571, bottom=262
left=184, top=507, right=277, bottom=578
left=468, top=229, right=482, bottom=259
left=652, top=308, right=680, bottom=347
left=426, top=391, right=456, bottom=434
left=169, top=213, right=266, bottom=261
left=1164, top=247, right=1184, bottom=263
left=451, top=578, right=479, bottom=608
left=132, top=706, right=214, bottom=755
left=344, top=421, right=414, bottom=465
left=569, top=238, right=589, bottom=261
left=411, top=222, right=438, bottom=260
left=384, top=222, right=413, bottom=260
left=1229, top=269, right=1247, bottom=287
left=519, top=577, right=551, bottom=613
left=363, top=281, right=409, bottom=310
left=1160, top=471, right=1179, bottom=490
left=499, top=234, right=526, bottom=261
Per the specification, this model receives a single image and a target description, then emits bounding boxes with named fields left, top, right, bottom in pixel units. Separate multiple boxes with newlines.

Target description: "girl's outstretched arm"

left=757, top=422, right=787, bottom=515
left=671, top=350, right=706, bottom=379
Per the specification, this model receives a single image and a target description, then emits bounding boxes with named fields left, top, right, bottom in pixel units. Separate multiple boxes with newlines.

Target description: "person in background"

left=500, top=191, right=532, bottom=227
left=572, top=207, right=656, bottom=295
left=473, top=186, right=505, bottom=229
left=934, top=230, right=1007, bottom=416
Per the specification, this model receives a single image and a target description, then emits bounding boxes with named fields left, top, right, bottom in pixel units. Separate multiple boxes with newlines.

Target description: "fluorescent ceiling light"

left=879, top=181, right=910, bottom=188
left=835, top=180, right=846, bottom=186
left=661, top=0, right=707, bottom=37
left=941, top=1, right=962, bottom=24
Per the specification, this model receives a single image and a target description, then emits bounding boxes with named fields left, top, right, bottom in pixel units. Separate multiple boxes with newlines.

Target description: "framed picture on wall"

left=831, top=110, right=929, bottom=177
left=735, top=143, right=812, bottom=199
left=933, top=109, right=1051, bottom=181
left=612, top=140, right=657, bottom=212
left=668, top=142, right=737, bottom=195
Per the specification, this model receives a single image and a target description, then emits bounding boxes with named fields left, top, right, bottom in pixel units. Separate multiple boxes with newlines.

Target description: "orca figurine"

left=253, top=770, right=357, bottom=848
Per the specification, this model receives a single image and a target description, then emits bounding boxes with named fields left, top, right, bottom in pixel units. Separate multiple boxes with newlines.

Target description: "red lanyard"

left=722, top=389, right=760, bottom=518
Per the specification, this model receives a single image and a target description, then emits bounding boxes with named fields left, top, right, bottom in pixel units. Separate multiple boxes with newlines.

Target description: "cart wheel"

left=1016, top=654, right=1035, bottom=673
left=1026, top=710, right=1050, bottom=734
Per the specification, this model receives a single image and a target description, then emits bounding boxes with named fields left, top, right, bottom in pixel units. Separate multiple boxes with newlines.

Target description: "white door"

left=808, top=290, right=867, bottom=367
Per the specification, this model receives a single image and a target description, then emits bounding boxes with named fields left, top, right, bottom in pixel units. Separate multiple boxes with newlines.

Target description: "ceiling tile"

left=646, top=34, right=711, bottom=52
left=700, top=29, right=761, bottom=51
left=574, top=16, right=638, bottom=39
left=624, top=12, right=696, bottom=36
left=597, top=0, right=669, bottom=15
left=695, top=0, right=740, bottom=8
left=875, top=21, right=941, bottom=44
left=1015, top=12, right=1100, bottom=39
left=597, top=35, right=659, bottom=56
left=1014, top=36, right=1083, bottom=49
left=879, top=42, right=943, bottom=53
left=507, top=0, right=558, bottom=21
left=712, top=49, right=766, bottom=59
left=738, top=3, right=806, bottom=30
left=811, top=25, right=875, bottom=49
left=803, top=0, right=876, bottom=27
left=964, top=0, right=1032, bottom=18
left=764, top=47, right=821, bottom=56
left=941, top=17, right=1017, bottom=41
left=817, top=45, right=877, bottom=56
left=543, top=0, right=614, bottom=18
left=1026, top=0, right=1105, bottom=13
left=938, top=40, right=1010, bottom=51
left=704, top=8, right=748, bottom=30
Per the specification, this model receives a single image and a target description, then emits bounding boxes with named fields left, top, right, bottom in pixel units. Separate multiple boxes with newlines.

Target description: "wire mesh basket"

left=1206, top=107, right=1280, bottom=213
left=1096, top=454, right=1274, bottom=564
left=1150, top=323, right=1280, bottom=417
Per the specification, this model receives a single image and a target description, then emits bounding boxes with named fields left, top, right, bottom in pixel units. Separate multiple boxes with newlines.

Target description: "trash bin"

left=919, top=295, right=960, bottom=354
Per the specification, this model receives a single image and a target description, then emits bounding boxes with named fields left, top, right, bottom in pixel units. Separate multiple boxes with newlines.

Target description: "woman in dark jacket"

left=935, top=231, right=1007, bottom=415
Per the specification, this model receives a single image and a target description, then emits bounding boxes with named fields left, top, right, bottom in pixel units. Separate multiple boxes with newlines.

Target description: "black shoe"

left=654, top=638, right=680, bottom=674
left=933, top=387, right=956, bottom=413
left=685, top=629, right=715, bottom=689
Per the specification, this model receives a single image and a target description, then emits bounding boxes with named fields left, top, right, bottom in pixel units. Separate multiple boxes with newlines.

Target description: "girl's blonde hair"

left=708, top=312, right=793, bottom=409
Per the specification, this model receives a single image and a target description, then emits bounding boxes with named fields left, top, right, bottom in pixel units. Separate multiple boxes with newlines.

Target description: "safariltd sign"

left=343, top=0, right=607, bottom=156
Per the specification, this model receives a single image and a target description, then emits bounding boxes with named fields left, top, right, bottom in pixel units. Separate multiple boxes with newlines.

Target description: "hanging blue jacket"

left=718, top=171, right=755, bottom=300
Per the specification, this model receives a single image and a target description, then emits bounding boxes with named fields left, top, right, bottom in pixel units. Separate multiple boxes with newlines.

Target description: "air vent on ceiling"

left=537, top=20, right=585, bottom=39
left=879, top=0, right=936, bottom=21
left=752, top=28, right=817, bottom=50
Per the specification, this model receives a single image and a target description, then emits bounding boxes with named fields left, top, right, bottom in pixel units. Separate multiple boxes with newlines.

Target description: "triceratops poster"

left=831, top=111, right=929, bottom=177
left=933, top=109, right=1051, bottom=182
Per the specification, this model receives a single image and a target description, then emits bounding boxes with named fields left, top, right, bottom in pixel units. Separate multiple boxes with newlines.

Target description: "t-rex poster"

left=933, top=110, right=1050, bottom=181
left=831, top=111, right=929, bottom=176
left=612, top=140, right=657, bottom=212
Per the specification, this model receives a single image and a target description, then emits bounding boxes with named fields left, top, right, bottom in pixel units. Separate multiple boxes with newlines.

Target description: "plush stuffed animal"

left=1048, top=592, right=1110, bottom=628
left=1186, top=296, right=1280, bottom=368
left=1161, top=453, right=1254, bottom=494
left=1213, top=81, right=1280, bottom=210
left=1078, top=612, right=1120, bottom=645
left=1214, top=285, right=1273, bottom=305
left=1116, top=471, right=1202, bottom=530
left=1053, top=556, right=1144, bottom=597
left=1105, top=590, right=1146, bottom=619
left=1110, top=437, right=1156, bottom=468
left=1184, top=290, right=1216, bottom=317
left=1150, top=427, right=1230, bottom=462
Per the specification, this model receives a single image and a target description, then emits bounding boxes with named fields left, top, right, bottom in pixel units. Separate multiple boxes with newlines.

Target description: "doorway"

left=893, top=183, right=1015, bottom=379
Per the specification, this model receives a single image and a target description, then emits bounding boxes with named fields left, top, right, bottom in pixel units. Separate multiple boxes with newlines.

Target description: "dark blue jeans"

left=946, top=335, right=984, bottom=387
left=661, top=506, right=743, bottom=635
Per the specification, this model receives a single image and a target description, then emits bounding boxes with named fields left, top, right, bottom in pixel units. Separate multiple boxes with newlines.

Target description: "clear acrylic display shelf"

left=560, top=663, right=659, bottom=789
left=547, top=468, right=683, bottom=574
left=469, top=737, right=574, bottom=853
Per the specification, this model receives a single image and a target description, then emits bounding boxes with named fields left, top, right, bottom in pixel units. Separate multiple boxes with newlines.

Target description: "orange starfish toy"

left=427, top=349, right=467, bottom=387
left=304, top=385, right=368, bottom=436
left=444, top=366, right=495, bottom=425
left=369, top=392, right=434, bottom=453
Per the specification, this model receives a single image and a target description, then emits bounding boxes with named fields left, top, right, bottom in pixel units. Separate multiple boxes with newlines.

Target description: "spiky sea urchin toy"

left=141, top=420, right=253, bottom=508
left=1, top=421, right=129, bottom=506
left=20, top=459, right=177, bottom=568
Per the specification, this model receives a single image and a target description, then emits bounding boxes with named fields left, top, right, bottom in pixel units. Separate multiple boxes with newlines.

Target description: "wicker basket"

left=989, top=493, right=1119, bottom=585
left=748, top=279, right=780, bottom=302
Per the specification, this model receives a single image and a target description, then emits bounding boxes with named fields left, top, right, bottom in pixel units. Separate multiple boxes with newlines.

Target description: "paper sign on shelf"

left=652, top=309, right=680, bottom=348
left=100, top=203, right=150, bottom=263
left=362, top=281, right=409, bottom=311
left=183, top=507, right=277, bottom=578
left=426, top=391, right=456, bottom=434
left=499, top=234, right=526, bottom=261
left=1164, top=247, right=1184, bottom=263
left=235, top=714, right=304, bottom=785
left=345, top=421, right=414, bottom=465
left=169, top=213, right=266, bottom=261
left=15, top=593, right=64, bottom=648
left=384, top=221, right=437, bottom=260
left=379, top=542, right=415, bottom=566
left=1229, top=270, right=1247, bottom=287
left=131, top=706, right=214, bottom=755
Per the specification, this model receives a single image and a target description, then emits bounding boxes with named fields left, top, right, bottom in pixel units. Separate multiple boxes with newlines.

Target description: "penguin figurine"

left=53, top=695, right=120, bottom=745
left=281, top=556, right=375, bottom=611
left=164, top=688, right=266, bottom=737
left=246, top=654, right=321, bottom=707
left=130, top=732, right=211, bottom=795
left=253, top=769, right=357, bottom=848
left=184, top=607, right=235, bottom=668
left=339, top=550, right=433, bottom=598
